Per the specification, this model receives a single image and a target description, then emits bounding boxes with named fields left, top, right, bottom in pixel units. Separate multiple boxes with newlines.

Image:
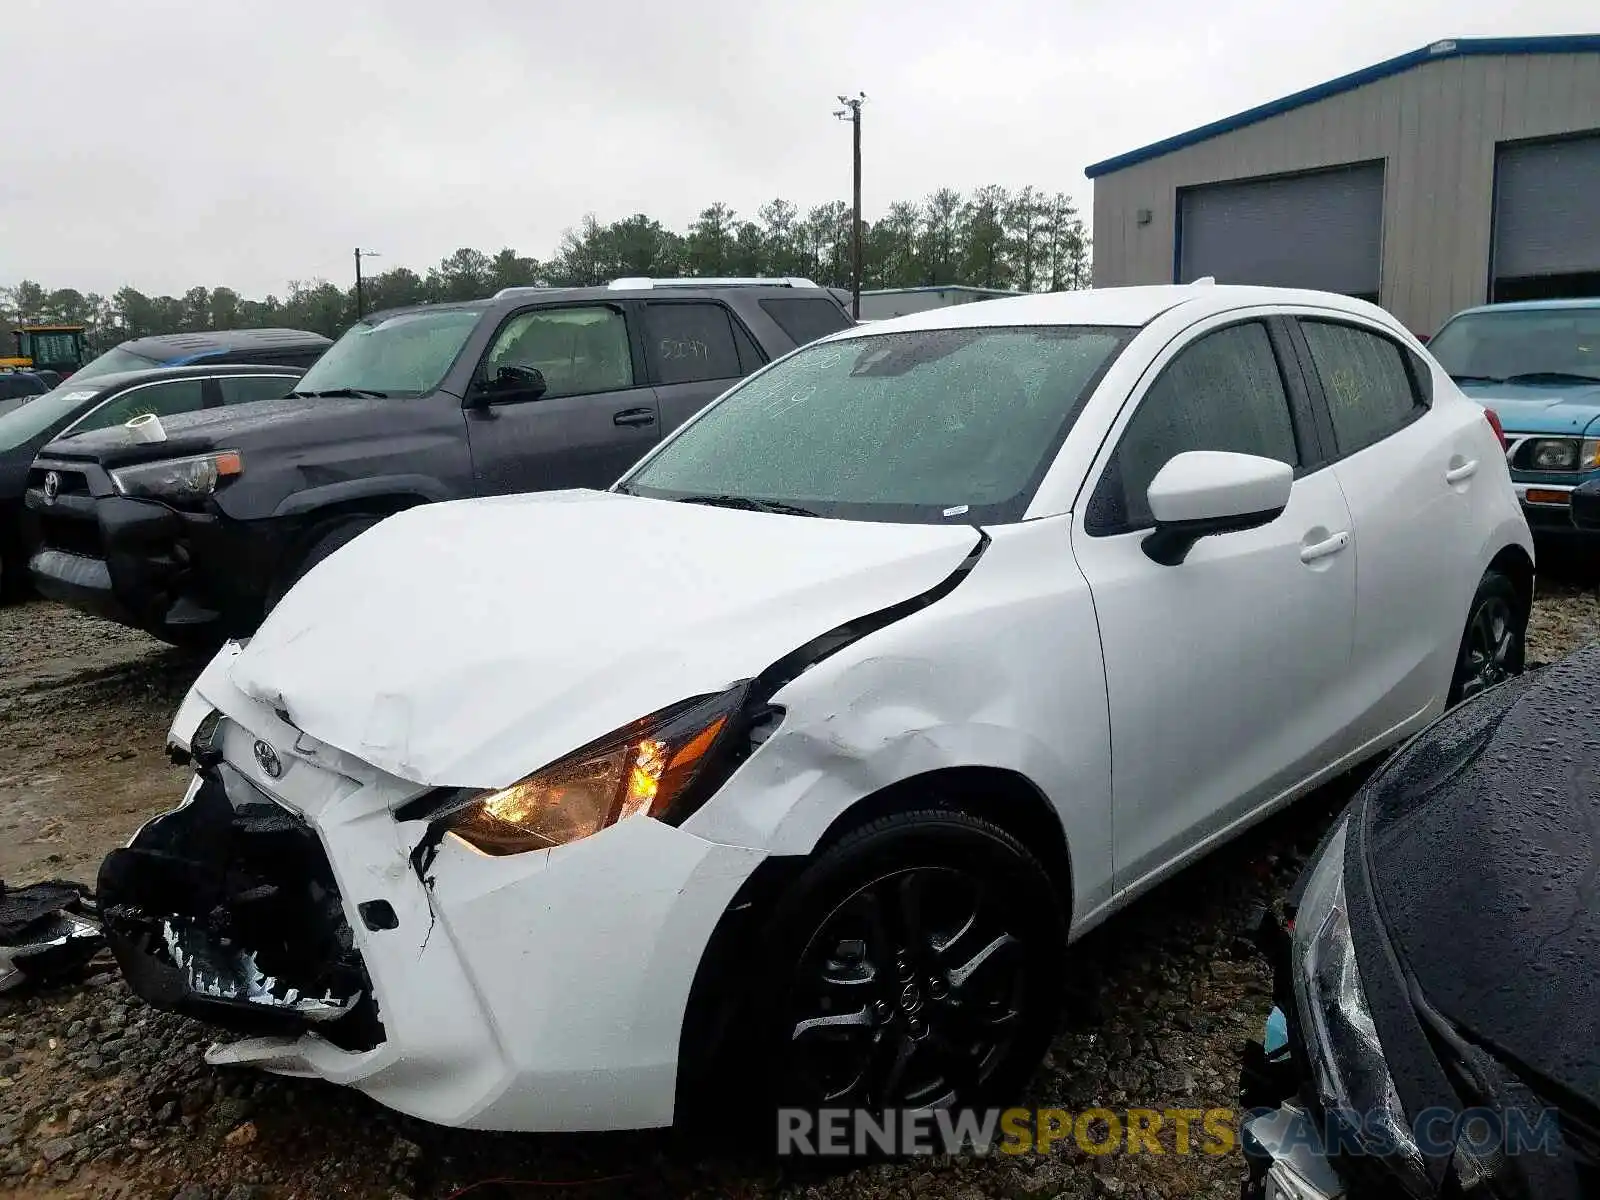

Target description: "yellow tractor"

left=2, top=324, right=91, bottom=378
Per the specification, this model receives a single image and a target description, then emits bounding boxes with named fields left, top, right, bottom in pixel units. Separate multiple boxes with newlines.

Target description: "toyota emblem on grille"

left=253, top=739, right=283, bottom=779
left=42, top=471, right=60, bottom=504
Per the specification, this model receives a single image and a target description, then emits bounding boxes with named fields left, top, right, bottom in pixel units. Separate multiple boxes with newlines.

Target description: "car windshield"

left=0, top=383, right=104, bottom=451
left=1429, top=307, right=1600, bottom=384
left=620, top=325, right=1133, bottom=524
left=70, top=345, right=163, bottom=383
left=290, top=309, right=481, bottom=398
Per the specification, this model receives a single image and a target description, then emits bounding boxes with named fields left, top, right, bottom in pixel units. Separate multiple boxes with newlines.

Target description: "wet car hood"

left=1366, top=648, right=1599, bottom=1109
left=223, top=488, right=983, bottom=791
left=41, top=394, right=389, bottom=466
left=1457, top=381, right=1600, bottom=435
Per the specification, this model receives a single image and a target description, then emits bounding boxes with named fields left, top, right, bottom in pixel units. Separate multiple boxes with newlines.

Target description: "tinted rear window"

left=760, top=297, right=853, bottom=346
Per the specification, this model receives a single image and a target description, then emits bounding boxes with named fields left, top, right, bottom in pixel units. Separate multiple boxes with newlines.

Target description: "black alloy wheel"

left=784, top=865, right=1030, bottom=1108
left=755, top=809, right=1065, bottom=1119
left=1449, top=570, right=1526, bottom=705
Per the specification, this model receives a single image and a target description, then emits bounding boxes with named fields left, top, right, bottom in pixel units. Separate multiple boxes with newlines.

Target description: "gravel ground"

left=2, top=572, right=1597, bottom=1200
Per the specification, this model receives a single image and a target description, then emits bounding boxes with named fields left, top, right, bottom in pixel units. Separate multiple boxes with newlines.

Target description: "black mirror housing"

left=1573, top=479, right=1600, bottom=532
left=473, top=365, right=548, bottom=406
left=1142, top=507, right=1283, bottom=566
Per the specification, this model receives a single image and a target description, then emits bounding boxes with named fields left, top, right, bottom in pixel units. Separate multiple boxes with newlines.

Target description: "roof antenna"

left=1190, top=276, right=1216, bottom=285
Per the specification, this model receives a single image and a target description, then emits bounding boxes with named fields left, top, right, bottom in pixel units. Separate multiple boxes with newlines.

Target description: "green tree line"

left=2, top=186, right=1090, bottom=346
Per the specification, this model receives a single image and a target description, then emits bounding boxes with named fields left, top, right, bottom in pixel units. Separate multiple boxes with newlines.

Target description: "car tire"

left=263, top=515, right=384, bottom=617
left=1446, top=569, right=1527, bottom=706
left=740, top=809, right=1066, bottom=1131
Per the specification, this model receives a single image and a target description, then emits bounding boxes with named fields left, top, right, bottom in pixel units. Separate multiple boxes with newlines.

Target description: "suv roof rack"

left=606, top=276, right=820, bottom=291
left=493, top=286, right=562, bottom=300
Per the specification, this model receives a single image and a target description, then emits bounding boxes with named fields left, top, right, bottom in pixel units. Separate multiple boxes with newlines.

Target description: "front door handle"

left=613, top=408, right=656, bottom=428
left=1445, top=458, right=1479, bottom=484
left=1299, top=531, right=1351, bottom=563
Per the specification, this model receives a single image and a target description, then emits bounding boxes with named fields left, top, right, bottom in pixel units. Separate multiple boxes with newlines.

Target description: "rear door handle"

left=1444, top=459, right=1479, bottom=484
left=613, top=408, right=656, bottom=428
left=1300, top=531, right=1351, bottom=563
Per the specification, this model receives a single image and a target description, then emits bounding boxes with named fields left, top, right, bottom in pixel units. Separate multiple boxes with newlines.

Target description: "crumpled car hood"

left=227, top=489, right=983, bottom=791
left=1366, top=648, right=1600, bottom=1110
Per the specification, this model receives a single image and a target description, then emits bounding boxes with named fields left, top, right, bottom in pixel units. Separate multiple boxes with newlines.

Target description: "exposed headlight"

left=109, top=451, right=242, bottom=503
left=437, top=687, right=748, bottom=856
left=1292, top=818, right=1427, bottom=1188
left=1520, top=437, right=1600, bottom=471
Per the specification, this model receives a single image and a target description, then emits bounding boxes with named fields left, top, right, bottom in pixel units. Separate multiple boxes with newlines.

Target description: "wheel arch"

left=1486, top=541, right=1534, bottom=623
left=671, top=765, right=1075, bottom=1132
left=810, top=765, right=1074, bottom=926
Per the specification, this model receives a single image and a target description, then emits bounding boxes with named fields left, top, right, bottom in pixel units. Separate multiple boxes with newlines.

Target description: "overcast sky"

left=5, top=0, right=1593, bottom=299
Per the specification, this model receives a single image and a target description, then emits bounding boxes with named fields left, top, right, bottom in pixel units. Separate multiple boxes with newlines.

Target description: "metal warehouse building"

left=1086, top=35, right=1600, bottom=335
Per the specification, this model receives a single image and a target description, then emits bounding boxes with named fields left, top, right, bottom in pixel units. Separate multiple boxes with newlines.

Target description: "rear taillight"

left=1484, top=407, right=1508, bottom=451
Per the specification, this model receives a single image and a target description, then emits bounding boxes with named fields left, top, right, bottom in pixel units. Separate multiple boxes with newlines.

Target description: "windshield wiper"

left=671, top=493, right=821, bottom=517
left=288, top=387, right=390, bottom=399
left=1448, top=373, right=1504, bottom=385
left=1500, top=371, right=1600, bottom=386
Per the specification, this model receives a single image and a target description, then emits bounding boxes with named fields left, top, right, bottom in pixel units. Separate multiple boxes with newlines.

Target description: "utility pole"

left=834, top=93, right=867, bottom=320
left=353, top=248, right=380, bottom=318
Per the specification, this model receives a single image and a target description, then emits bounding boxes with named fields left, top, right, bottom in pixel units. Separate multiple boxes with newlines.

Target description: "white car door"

left=1070, top=314, right=1358, bottom=896
left=1286, top=314, right=1486, bottom=744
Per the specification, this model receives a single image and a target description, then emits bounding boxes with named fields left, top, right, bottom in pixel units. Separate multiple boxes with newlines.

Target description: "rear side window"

left=1088, top=321, right=1298, bottom=534
left=759, top=297, right=852, bottom=347
left=1299, top=321, right=1425, bottom=455
left=217, top=375, right=297, bottom=406
left=642, top=303, right=742, bottom=385
left=72, top=379, right=206, bottom=434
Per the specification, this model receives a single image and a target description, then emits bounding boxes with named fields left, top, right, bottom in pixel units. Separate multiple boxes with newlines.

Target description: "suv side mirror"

left=1573, top=479, right=1600, bottom=531
left=473, top=365, right=548, bottom=406
left=1142, top=450, right=1293, bottom=566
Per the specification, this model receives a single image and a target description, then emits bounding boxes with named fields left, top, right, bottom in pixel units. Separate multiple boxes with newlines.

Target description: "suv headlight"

left=1292, top=818, right=1427, bottom=1188
left=432, top=687, right=749, bottom=856
left=109, top=451, right=242, bottom=503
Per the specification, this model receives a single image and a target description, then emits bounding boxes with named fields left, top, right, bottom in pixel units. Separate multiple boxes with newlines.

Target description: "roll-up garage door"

left=1492, top=134, right=1600, bottom=299
left=1178, top=163, right=1385, bottom=298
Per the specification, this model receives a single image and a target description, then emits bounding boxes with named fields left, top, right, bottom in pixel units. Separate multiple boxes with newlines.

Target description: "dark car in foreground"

left=25, top=278, right=853, bottom=644
left=0, top=365, right=309, bottom=598
left=69, top=328, right=331, bottom=383
left=1241, top=536, right=1600, bottom=1197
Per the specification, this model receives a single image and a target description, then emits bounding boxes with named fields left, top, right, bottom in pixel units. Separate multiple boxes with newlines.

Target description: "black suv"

left=1, top=364, right=310, bottom=598
left=26, top=279, right=853, bottom=644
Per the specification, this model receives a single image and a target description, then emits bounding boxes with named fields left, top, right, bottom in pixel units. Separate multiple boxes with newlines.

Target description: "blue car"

left=1427, top=298, right=1600, bottom=538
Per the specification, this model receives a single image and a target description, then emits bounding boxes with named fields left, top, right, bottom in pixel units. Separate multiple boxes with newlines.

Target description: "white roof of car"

left=836, top=283, right=1389, bottom=336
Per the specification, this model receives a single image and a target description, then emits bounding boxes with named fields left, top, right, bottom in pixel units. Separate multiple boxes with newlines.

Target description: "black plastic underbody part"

left=98, top=763, right=383, bottom=1051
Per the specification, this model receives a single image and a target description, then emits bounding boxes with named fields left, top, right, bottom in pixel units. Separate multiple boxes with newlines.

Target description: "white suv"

left=101, top=284, right=1532, bottom=1133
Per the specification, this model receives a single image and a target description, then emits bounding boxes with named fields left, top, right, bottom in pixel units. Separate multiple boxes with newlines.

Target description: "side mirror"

left=1142, top=450, right=1293, bottom=566
left=1573, top=479, right=1600, bottom=531
left=473, top=365, right=547, bottom=406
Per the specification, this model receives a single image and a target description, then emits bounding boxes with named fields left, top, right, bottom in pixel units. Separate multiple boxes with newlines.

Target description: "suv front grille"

left=27, top=466, right=90, bottom=495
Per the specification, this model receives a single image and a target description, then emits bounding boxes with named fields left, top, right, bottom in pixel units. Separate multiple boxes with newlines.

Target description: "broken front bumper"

left=103, top=681, right=768, bottom=1132
left=98, top=762, right=381, bottom=1046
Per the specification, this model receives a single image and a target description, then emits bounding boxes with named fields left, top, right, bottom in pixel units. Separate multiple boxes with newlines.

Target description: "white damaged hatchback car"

left=101, top=284, right=1533, bottom=1133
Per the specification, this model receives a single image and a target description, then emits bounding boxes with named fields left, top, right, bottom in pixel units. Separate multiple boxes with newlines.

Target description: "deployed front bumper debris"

left=0, top=879, right=103, bottom=993
left=98, top=762, right=383, bottom=1051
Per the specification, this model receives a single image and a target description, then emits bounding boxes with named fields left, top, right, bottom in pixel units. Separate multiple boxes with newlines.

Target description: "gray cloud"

left=6, top=0, right=1593, bottom=297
